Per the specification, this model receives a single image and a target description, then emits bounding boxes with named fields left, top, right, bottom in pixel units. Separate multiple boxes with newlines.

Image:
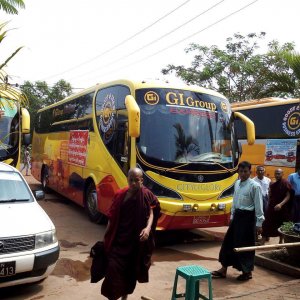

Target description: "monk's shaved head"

left=274, top=168, right=283, bottom=181
left=128, top=168, right=143, bottom=178
left=127, top=168, right=143, bottom=192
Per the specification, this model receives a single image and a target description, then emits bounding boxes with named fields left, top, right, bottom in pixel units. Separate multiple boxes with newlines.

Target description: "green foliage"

left=0, top=21, right=23, bottom=73
left=162, top=32, right=300, bottom=101
left=20, top=80, right=73, bottom=135
left=0, top=0, right=25, bottom=15
left=0, top=22, right=27, bottom=105
left=280, top=222, right=300, bottom=236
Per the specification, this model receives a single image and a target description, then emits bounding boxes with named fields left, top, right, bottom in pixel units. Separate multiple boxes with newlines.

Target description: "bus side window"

left=95, top=85, right=131, bottom=173
left=114, top=119, right=130, bottom=174
left=77, top=92, right=94, bottom=131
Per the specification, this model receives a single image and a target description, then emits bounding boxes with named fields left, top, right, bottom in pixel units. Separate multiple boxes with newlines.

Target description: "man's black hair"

left=238, top=161, right=251, bottom=170
left=256, top=165, right=265, bottom=170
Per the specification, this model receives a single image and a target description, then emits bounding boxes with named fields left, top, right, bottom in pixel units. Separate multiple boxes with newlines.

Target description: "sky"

left=1, top=0, right=300, bottom=92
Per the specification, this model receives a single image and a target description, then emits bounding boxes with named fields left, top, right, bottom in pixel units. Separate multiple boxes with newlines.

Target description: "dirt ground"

left=1, top=174, right=299, bottom=300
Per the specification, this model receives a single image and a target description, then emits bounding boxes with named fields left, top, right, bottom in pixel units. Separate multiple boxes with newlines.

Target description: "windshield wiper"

left=0, top=198, right=30, bottom=203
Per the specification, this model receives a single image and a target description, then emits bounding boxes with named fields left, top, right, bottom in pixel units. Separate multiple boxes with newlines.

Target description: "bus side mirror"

left=23, top=133, right=31, bottom=146
left=125, top=95, right=140, bottom=137
left=233, top=111, right=255, bottom=145
left=238, top=141, right=242, bottom=155
left=21, top=108, right=30, bottom=134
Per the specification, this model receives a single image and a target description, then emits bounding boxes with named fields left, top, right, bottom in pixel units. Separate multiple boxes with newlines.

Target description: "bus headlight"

left=218, top=184, right=234, bottom=199
left=35, top=230, right=57, bottom=249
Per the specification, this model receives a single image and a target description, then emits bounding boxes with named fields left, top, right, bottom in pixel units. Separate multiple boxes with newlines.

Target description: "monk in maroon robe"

left=262, top=168, right=292, bottom=244
left=101, top=168, right=160, bottom=300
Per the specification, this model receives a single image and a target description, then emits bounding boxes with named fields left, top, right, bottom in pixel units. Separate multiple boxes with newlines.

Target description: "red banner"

left=68, top=130, right=89, bottom=166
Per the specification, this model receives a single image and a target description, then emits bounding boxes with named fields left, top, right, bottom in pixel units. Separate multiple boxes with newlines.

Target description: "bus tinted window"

left=77, top=92, right=94, bottom=131
left=235, top=103, right=300, bottom=139
left=95, top=85, right=130, bottom=171
left=77, top=92, right=94, bottom=118
left=37, top=110, right=52, bottom=133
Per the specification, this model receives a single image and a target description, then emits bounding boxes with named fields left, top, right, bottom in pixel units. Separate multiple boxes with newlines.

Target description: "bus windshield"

left=135, top=88, right=237, bottom=166
left=0, top=98, right=19, bottom=158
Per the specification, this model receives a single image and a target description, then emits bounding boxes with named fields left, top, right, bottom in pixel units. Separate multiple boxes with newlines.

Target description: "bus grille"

left=0, top=236, right=35, bottom=254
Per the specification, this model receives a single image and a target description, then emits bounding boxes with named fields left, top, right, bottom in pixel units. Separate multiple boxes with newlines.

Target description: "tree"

left=20, top=80, right=73, bottom=134
left=0, top=22, right=26, bottom=105
left=162, top=32, right=299, bottom=101
left=265, top=46, right=300, bottom=97
left=0, top=0, right=25, bottom=15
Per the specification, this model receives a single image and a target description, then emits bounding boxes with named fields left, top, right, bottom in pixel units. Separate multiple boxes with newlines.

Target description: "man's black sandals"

left=236, top=272, right=252, bottom=281
left=211, top=270, right=226, bottom=278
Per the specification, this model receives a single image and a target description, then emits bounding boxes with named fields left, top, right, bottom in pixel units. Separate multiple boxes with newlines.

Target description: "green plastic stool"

left=171, top=265, right=213, bottom=300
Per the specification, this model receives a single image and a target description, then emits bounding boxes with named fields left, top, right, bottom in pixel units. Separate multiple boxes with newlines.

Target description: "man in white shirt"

left=211, top=161, right=264, bottom=281
left=253, top=165, right=271, bottom=215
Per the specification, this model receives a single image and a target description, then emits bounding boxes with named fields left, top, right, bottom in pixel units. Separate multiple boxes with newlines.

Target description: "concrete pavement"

left=217, top=279, right=300, bottom=299
left=23, top=172, right=300, bottom=300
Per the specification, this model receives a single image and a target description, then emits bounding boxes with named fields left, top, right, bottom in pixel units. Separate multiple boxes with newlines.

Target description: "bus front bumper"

left=156, top=211, right=231, bottom=230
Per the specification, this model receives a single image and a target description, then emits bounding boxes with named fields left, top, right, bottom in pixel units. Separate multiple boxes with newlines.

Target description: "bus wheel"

left=41, top=167, right=50, bottom=193
left=85, top=183, right=106, bottom=224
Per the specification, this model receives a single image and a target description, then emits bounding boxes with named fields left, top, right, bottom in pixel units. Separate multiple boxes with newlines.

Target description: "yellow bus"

left=31, top=79, right=254, bottom=230
left=0, top=87, right=30, bottom=168
left=232, top=98, right=300, bottom=180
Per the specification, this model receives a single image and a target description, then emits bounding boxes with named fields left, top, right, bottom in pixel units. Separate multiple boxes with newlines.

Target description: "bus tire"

left=41, top=167, right=51, bottom=193
left=85, top=182, right=107, bottom=224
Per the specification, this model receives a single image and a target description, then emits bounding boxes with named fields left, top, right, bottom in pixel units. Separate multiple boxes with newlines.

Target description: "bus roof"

left=231, top=97, right=300, bottom=111
left=37, top=79, right=228, bottom=112
left=0, top=85, right=28, bottom=107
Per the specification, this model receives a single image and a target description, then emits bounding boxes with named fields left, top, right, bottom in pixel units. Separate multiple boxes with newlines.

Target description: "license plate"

left=0, top=261, right=16, bottom=277
left=192, top=216, right=210, bottom=225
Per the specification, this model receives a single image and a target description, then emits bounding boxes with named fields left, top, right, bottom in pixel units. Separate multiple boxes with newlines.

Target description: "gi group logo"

left=282, top=105, right=300, bottom=137
left=220, top=101, right=229, bottom=113
left=144, top=91, right=159, bottom=105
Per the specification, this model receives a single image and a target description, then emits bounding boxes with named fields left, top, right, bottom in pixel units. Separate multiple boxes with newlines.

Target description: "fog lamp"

left=192, top=204, right=199, bottom=211
left=210, top=203, right=217, bottom=211
left=183, top=204, right=192, bottom=212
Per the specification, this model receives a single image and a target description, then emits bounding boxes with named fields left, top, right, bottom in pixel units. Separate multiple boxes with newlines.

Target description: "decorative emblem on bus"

left=197, top=175, right=204, bottom=182
left=99, top=94, right=116, bottom=133
left=220, top=101, right=228, bottom=113
left=144, top=91, right=159, bottom=105
left=282, top=105, right=300, bottom=137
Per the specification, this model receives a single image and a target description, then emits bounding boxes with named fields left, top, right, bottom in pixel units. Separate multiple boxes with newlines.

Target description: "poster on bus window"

left=264, top=139, right=297, bottom=167
left=68, top=130, right=89, bottom=166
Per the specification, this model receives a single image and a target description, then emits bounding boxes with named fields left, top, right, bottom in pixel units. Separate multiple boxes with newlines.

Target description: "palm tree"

left=263, top=47, right=300, bottom=98
left=282, top=51, right=300, bottom=96
left=0, top=22, right=27, bottom=105
left=0, top=0, right=25, bottom=15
